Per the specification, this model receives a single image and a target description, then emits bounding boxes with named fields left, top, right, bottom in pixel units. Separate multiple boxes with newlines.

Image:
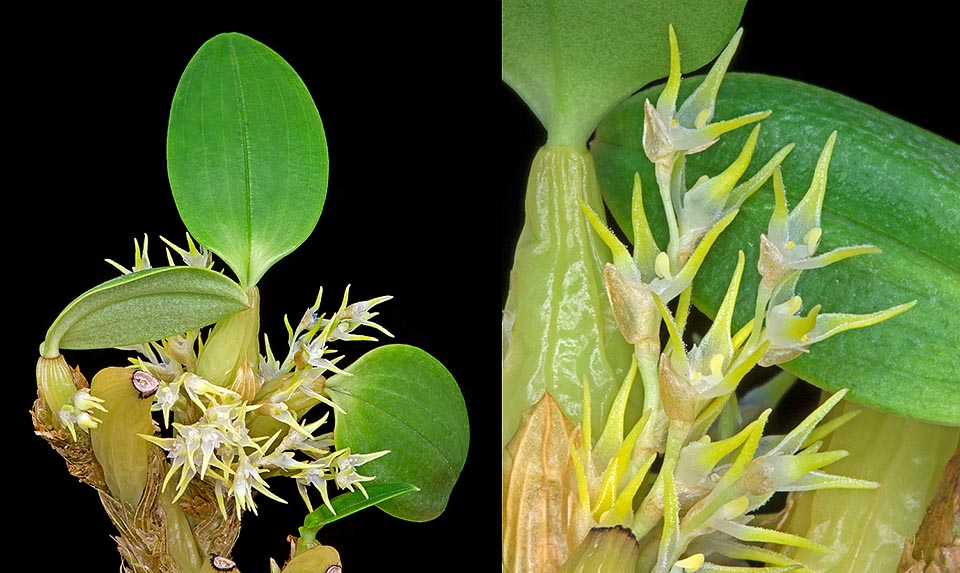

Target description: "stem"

left=637, top=348, right=661, bottom=418
left=160, top=486, right=203, bottom=573
left=655, top=420, right=691, bottom=573
left=631, top=347, right=664, bottom=475
left=655, top=162, right=681, bottom=264
left=195, top=286, right=261, bottom=387
left=502, top=146, right=631, bottom=447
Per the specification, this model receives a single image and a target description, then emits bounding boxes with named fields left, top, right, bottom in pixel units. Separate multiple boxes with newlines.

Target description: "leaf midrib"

left=227, top=36, right=253, bottom=286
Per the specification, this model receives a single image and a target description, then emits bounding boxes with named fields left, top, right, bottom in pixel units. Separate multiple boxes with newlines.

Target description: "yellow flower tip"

left=694, top=108, right=711, bottom=129
left=667, top=25, right=680, bottom=80
left=581, top=197, right=634, bottom=272
left=784, top=295, right=803, bottom=315
left=654, top=24, right=683, bottom=118
left=721, top=495, right=750, bottom=519
left=709, top=353, right=724, bottom=379
left=804, top=227, right=822, bottom=253
left=900, top=300, right=919, bottom=313
left=772, top=165, right=787, bottom=207
left=568, top=441, right=592, bottom=517
left=655, top=251, right=673, bottom=280
left=675, top=553, right=705, bottom=572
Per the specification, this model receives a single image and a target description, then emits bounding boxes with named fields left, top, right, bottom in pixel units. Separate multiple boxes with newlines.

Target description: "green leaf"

left=592, top=73, right=960, bottom=425
left=299, top=482, right=418, bottom=534
left=42, top=266, right=248, bottom=357
left=327, top=344, right=469, bottom=521
left=501, top=0, right=747, bottom=147
left=167, top=32, right=328, bottom=287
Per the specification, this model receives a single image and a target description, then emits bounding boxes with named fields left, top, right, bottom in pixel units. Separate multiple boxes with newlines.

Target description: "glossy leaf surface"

left=592, top=74, right=960, bottom=425
left=327, top=344, right=469, bottom=521
left=502, top=0, right=747, bottom=147
left=168, top=33, right=328, bottom=287
left=299, top=482, right=418, bottom=533
left=43, top=266, right=248, bottom=356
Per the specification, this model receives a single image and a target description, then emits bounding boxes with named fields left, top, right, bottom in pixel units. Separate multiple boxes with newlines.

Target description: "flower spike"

left=678, top=127, right=793, bottom=257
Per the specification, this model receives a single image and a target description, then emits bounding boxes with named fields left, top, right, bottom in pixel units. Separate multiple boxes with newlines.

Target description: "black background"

left=7, top=3, right=958, bottom=571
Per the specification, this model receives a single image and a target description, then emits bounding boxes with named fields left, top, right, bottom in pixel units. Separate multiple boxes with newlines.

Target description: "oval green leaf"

left=327, top=344, right=469, bottom=522
left=299, top=482, right=418, bottom=535
left=502, top=0, right=747, bottom=147
left=167, top=32, right=328, bottom=287
left=592, top=73, right=960, bottom=425
left=42, top=266, right=249, bottom=357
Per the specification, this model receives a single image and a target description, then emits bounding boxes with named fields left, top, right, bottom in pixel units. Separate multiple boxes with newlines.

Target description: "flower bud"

left=603, top=264, right=658, bottom=351
left=660, top=355, right=698, bottom=424
left=36, top=354, right=79, bottom=428
left=229, top=356, right=260, bottom=403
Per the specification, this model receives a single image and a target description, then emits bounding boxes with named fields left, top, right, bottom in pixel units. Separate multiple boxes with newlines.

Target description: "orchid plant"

left=32, top=32, right=469, bottom=573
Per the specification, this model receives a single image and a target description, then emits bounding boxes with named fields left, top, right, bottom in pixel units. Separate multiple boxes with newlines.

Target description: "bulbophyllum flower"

left=58, top=388, right=108, bottom=441
left=643, top=26, right=769, bottom=165
left=674, top=126, right=792, bottom=262
left=654, top=252, right=768, bottom=414
left=580, top=181, right=738, bottom=347
left=759, top=273, right=915, bottom=366
left=640, top=25, right=787, bottom=270
left=652, top=392, right=875, bottom=572
left=758, top=132, right=881, bottom=287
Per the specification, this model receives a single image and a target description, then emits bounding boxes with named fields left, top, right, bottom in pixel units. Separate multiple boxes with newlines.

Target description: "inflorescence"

left=58, top=233, right=394, bottom=520
left=568, top=26, right=914, bottom=572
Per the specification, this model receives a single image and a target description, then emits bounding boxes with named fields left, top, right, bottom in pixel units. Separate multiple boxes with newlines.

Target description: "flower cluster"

left=86, top=235, right=397, bottom=520
left=566, top=27, right=915, bottom=572
left=58, top=388, right=107, bottom=441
